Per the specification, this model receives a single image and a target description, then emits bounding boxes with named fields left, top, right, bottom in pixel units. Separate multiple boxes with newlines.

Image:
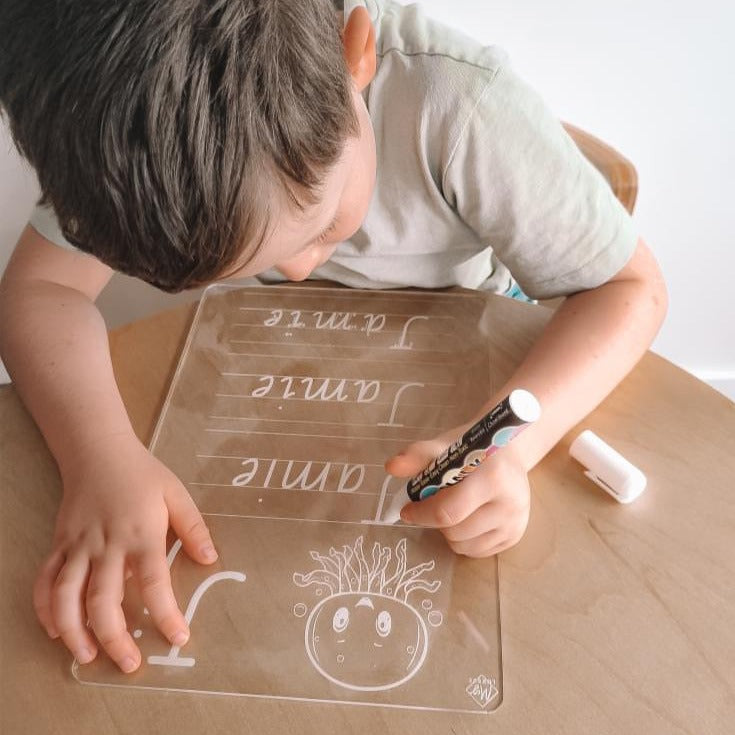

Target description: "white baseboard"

left=689, top=370, right=735, bottom=403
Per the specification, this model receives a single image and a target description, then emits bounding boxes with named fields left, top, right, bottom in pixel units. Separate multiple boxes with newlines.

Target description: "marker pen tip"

left=381, top=492, right=406, bottom=525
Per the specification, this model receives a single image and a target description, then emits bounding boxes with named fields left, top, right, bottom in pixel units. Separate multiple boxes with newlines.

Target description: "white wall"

left=1, top=0, right=733, bottom=398
left=415, top=0, right=735, bottom=399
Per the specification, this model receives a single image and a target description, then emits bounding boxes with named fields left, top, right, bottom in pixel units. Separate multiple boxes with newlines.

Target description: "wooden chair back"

left=563, top=122, right=638, bottom=213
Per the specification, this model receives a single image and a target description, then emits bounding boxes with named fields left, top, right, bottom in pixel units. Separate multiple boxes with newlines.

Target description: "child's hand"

left=33, top=433, right=218, bottom=673
left=385, top=429, right=530, bottom=557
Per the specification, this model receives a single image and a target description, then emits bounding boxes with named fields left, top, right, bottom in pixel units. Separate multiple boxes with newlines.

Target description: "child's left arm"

left=385, top=237, right=667, bottom=557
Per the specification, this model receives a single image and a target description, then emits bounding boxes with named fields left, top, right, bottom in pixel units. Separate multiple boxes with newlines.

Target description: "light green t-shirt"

left=30, top=0, right=637, bottom=300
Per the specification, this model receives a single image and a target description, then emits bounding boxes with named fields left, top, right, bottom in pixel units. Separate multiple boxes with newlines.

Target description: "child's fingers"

left=86, top=550, right=140, bottom=674
left=33, top=550, right=65, bottom=638
left=439, top=502, right=501, bottom=543
left=445, top=527, right=510, bottom=558
left=400, top=476, right=489, bottom=528
left=130, top=549, right=190, bottom=652
left=384, top=438, right=449, bottom=478
left=165, top=487, right=218, bottom=565
left=50, top=552, right=98, bottom=665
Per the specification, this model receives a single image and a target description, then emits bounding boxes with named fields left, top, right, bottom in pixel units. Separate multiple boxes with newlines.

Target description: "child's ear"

left=342, top=6, right=376, bottom=91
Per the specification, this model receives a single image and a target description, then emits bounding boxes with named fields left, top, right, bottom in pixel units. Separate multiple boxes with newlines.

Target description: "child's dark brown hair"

left=0, top=0, right=357, bottom=291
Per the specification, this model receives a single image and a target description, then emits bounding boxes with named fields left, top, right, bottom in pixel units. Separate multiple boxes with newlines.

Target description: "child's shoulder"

left=371, top=0, right=508, bottom=83
left=366, top=0, right=513, bottom=138
left=364, top=0, right=516, bottom=165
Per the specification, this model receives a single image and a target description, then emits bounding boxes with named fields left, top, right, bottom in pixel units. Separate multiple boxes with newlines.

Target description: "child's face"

left=227, top=85, right=376, bottom=282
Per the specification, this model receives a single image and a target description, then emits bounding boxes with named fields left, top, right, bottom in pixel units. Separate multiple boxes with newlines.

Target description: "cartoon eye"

left=375, top=610, right=392, bottom=637
left=332, top=606, right=350, bottom=633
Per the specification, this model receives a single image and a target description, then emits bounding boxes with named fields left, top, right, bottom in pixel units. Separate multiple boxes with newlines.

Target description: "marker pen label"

left=405, top=389, right=541, bottom=501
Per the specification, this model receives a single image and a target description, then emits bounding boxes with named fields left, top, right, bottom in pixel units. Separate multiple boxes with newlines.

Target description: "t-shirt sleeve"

left=28, top=202, right=78, bottom=250
left=441, top=64, right=638, bottom=300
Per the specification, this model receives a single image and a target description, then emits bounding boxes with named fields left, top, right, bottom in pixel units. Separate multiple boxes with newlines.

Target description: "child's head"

left=0, top=0, right=377, bottom=291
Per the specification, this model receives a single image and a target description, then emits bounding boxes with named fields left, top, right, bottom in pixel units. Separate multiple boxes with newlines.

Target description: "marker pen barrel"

left=383, top=389, right=541, bottom=523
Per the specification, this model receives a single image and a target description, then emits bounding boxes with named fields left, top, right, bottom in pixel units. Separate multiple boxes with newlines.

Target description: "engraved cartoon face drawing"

left=293, top=536, right=443, bottom=692
left=304, top=592, right=427, bottom=689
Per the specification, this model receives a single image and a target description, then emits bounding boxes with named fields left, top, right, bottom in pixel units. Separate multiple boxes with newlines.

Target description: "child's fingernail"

left=120, top=656, right=138, bottom=673
left=172, top=630, right=189, bottom=646
left=77, top=647, right=94, bottom=664
left=201, top=544, right=218, bottom=561
left=47, top=626, right=59, bottom=639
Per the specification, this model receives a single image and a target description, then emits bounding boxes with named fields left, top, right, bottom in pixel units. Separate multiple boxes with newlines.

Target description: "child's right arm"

left=0, top=225, right=218, bottom=672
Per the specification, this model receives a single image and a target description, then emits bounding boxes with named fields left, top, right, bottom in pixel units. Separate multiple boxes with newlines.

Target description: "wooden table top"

left=2, top=293, right=734, bottom=734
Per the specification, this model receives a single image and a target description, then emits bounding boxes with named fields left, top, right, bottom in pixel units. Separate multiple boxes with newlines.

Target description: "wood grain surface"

left=2, top=289, right=733, bottom=734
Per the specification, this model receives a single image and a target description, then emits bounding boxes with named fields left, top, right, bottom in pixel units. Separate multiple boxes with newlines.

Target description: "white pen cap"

left=508, top=389, right=542, bottom=423
left=569, top=430, right=647, bottom=504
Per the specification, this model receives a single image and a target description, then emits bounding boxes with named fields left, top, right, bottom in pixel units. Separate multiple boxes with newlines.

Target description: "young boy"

left=0, top=0, right=667, bottom=676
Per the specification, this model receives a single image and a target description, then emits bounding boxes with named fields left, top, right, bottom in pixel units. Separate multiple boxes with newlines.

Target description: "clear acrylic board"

left=74, top=284, right=504, bottom=713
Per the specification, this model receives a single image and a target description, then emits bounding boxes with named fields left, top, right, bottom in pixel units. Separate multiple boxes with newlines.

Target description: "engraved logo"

left=465, top=674, right=499, bottom=709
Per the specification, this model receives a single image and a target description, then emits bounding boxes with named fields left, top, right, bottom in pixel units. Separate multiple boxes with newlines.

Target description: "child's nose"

left=276, top=249, right=319, bottom=282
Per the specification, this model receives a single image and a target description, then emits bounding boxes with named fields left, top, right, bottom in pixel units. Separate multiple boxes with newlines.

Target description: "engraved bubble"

left=428, top=610, right=443, bottom=627
left=293, top=603, right=308, bottom=618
